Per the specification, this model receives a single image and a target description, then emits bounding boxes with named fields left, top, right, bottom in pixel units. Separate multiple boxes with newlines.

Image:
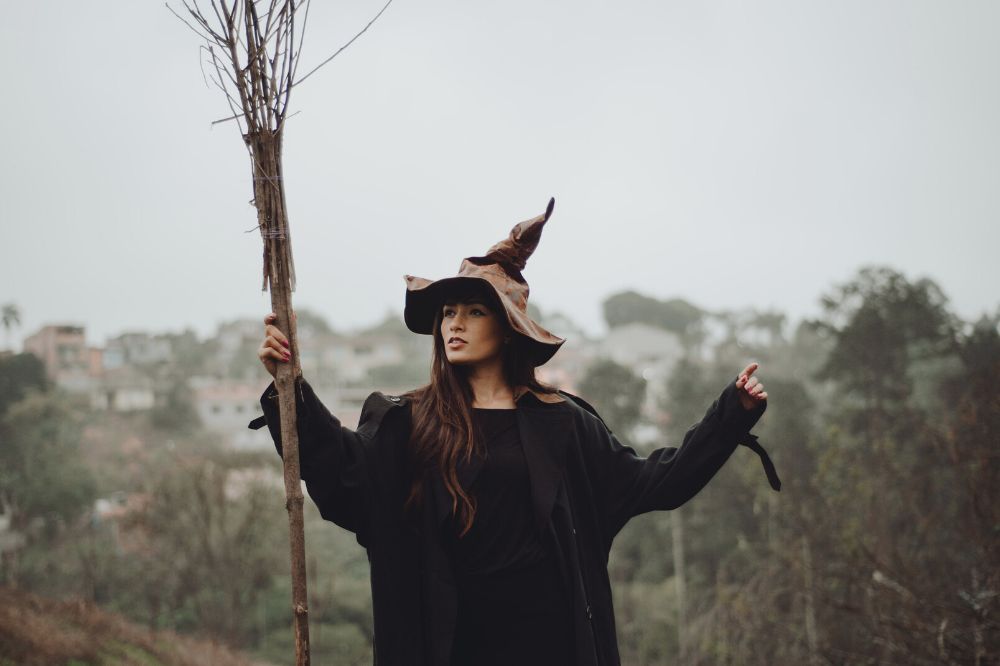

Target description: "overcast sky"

left=2, top=0, right=997, bottom=349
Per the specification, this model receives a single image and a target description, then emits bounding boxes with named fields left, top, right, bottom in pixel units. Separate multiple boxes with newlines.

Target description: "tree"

left=603, top=291, right=706, bottom=346
left=1, top=303, right=20, bottom=352
left=934, top=314, right=1000, bottom=663
left=810, top=265, right=958, bottom=431
left=577, top=357, right=647, bottom=437
left=0, top=353, right=48, bottom=417
left=800, top=266, right=984, bottom=663
left=125, top=454, right=285, bottom=645
left=0, top=391, right=96, bottom=536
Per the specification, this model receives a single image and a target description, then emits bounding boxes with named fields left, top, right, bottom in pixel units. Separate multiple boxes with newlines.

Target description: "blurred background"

left=1, top=1, right=997, bottom=664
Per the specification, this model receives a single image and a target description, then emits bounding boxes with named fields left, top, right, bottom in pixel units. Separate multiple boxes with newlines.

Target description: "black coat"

left=249, top=376, right=779, bottom=665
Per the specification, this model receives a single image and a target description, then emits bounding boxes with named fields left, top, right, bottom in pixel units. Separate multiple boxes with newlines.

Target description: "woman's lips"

left=447, top=339, right=467, bottom=348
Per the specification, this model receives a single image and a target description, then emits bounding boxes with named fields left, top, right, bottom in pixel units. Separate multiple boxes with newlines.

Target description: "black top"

left=444, top=408, right=548, bottom=574
left=444, top=407, right=574, bottom=665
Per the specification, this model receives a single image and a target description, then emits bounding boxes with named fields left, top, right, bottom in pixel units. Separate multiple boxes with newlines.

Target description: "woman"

left=252, top=198, right=779, bottom=665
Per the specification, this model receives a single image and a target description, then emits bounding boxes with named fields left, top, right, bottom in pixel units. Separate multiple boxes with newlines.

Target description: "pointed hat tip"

left=545, top=197, right=555, bottom=221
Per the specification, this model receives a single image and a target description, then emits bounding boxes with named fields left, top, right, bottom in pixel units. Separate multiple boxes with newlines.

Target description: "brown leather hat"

left=403, top=198, right=566, bottom=367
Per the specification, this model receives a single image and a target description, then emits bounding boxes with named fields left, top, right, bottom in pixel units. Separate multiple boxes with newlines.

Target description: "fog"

left=2, top=0, right=997, bottom=345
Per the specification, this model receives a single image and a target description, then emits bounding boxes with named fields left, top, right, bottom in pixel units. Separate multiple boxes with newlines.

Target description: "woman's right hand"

left=258, top=311, right=295, bottom=379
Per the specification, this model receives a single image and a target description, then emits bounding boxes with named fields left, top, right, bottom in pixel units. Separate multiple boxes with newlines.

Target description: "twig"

left=292, top=0, right=393, bottom=89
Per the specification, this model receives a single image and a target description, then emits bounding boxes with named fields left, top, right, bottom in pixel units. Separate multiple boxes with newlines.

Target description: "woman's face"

left=439, top=297, right=507, bottom=367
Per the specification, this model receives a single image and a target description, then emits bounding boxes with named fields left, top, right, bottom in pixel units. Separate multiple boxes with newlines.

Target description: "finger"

left=758, top=392, right=768, bottom=400
left=259, top=340, right=286, bottom=358
left=264, top=312, right=277, bottom=325
left=737, top=362, right=759, bottom=387
left=264, top=326, right=289, bottom=347
left=744, top=377, right=760, bottom=391
left=261, top=346, right=289, bottom=362
left=750, top=383, right=764, bottom=395
left=266, top=336, right=291, bottom=354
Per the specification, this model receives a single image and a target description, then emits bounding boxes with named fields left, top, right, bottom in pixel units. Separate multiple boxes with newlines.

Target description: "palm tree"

left=1, top=303, right=20, bottom=351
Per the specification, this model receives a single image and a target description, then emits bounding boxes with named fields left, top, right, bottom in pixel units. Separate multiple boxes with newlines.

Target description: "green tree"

left=0, top=353, right=49, bottom=417
left=1, top=303, right=20, bottom=351
left=125, top=454, right=285, bottom=645
left=810, top=265, right=958, bottom=431
left=577, top=357, right=646, bottom=436
left=603, top=291, right=706, bottom=345
left=147, top=374, right=201, bottom=434
left=0, top=391, right=96, bottom=534
left=795, top=266, right=975, bottom=663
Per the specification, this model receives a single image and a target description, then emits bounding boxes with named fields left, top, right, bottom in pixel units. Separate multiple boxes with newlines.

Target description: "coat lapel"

left=518, top=401, right=574, bottom=533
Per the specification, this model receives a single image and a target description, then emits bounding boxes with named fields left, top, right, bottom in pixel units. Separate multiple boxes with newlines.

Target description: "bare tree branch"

left=292, top=0, right=393, bottom=89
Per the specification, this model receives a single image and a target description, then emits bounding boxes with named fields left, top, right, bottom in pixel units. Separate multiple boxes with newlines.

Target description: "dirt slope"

left=0, top=587, right=275, bottom=666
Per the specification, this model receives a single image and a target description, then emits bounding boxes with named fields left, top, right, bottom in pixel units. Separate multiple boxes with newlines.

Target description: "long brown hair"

left=401, top=281, right=559, bottom=536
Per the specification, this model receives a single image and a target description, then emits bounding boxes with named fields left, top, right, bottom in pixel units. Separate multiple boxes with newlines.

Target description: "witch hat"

left=403, top=198, right=565, bottom=366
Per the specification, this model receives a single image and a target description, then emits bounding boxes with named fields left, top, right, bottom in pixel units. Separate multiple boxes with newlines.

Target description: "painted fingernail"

left=282, top=340, right=289, bottom=348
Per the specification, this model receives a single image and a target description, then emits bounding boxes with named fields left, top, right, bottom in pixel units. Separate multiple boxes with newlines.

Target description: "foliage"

left=2, top=265, right=998, bottom=664
left=0, top=585, right=269, bottom=666
left=147, top=374, right=201, bottom=435
left=0, top=391, right=97, bottom=534
left=0, top=352, right=48, bottom=416
left=810, top=265, right=959, bottom=421
left=122, top=454, right=286, bottom=645
left=577, top=357, right=647, bottom=435
left=603, top=290, right=706, bottom=342
left=292, top=307, right=336, bottom=338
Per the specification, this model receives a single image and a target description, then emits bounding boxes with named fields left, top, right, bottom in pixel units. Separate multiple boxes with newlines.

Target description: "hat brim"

left=403, top=275, right=564, bottom=367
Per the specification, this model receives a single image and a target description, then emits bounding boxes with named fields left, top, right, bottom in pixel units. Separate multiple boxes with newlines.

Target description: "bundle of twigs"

left=169, top=1, right=391, bottom=663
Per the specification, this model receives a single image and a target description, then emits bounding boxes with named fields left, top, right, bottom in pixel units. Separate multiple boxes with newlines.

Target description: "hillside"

left=0, top=587, right=275, bottom=666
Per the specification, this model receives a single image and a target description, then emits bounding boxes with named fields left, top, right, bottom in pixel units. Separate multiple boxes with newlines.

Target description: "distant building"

left=23, top=324, right=102, bottom=392
left=536, top=334, right=600, bottom=395
left=92, top=366, right=157, bottom=411
left=103, top=332, right=173, bottom=369
left=317, top=330, right=409, bottom=384
left=192, top=378, right=272, bottom=450
left=216, top=319, right=261, bottom=359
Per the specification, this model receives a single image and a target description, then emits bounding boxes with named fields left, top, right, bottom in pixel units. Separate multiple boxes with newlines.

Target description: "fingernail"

left=282, top=340, right=289, bottom=348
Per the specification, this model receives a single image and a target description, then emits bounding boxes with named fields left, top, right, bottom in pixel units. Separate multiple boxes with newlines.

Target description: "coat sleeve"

left=249, top=378, right=372, bottom=546
left=586, top=378, right=773, bottom=541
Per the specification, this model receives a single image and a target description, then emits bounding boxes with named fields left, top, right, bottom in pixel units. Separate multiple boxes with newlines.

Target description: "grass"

left=0, top=586, right=275, bottom=666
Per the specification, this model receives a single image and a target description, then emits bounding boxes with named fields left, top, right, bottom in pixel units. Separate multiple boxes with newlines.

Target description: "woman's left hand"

left=735, top=362, right=768, bottom=411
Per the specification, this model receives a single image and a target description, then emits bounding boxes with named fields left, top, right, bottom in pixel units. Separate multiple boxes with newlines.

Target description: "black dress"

left=443, top=407, right=574, bottom=666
